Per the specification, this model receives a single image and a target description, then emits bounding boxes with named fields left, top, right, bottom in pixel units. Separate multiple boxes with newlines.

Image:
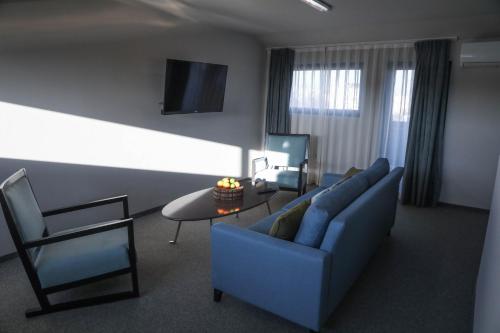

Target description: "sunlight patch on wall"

left=0, top=101, right=241, bottom=177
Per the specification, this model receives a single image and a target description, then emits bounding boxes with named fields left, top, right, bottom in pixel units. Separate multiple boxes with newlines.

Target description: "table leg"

left=210, top=218, right=213, bottom=227
left=169, top=221, right=182, bottom=245
left=266, top=201, right=272, bottom=215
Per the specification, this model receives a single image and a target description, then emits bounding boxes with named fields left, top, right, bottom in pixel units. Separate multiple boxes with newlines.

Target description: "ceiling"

left=1, top=0, right=500, bottom=47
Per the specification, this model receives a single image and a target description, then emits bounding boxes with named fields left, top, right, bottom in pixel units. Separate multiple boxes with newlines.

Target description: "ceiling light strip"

left=300, top=0, right=332, bottom=12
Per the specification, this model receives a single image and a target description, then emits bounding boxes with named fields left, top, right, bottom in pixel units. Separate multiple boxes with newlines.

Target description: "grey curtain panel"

left=402, top=40, right=451, bottom=206
left=265, top=48, right=295, bottom=134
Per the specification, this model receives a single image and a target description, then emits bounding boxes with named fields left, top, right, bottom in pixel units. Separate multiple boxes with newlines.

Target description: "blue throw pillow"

left=294, top=174, right=369, bottom=248
left=361, top=158, right=390, bottom=186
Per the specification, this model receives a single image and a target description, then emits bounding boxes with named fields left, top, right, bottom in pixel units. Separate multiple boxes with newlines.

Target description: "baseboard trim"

left=0, top=252, right=17, bottom=263
left=131, top=205, right=163, bottom=219
left=437, top=202, right=490, bottom=214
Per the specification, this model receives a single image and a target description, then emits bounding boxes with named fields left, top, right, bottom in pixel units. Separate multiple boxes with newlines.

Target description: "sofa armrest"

left=211, top=223, right=330, bottom=331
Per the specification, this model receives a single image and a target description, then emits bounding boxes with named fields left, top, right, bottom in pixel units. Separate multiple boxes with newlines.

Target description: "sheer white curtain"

left=289, top=43, right=415, bottom=183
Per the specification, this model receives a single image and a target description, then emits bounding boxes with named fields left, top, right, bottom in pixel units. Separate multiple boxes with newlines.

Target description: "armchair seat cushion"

left=255, top=169, right=306, bottom=190
left=35, top=227, right=130, bottom=288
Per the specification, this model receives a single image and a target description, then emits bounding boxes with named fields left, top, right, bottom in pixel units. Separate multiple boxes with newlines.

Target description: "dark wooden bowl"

left=213, top=186, right=244, bottom=201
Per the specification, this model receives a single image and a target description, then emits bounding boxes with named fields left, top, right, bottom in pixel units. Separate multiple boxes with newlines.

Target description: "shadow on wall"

left=0, top=101, right=261, bottom=255
left=0, top=157, right=222, bottom=229
left=0, top=157, right=238, bottom=256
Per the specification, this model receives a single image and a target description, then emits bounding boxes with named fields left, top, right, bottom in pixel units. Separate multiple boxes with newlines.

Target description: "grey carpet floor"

left=0, top=191, right=488, bottom=333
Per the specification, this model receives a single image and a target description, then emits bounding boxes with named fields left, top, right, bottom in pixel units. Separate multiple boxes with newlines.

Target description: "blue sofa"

left=211, top=159, right=403, bottom=332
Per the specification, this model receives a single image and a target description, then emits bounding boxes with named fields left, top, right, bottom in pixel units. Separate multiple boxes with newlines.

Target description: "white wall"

left=0, top=26, right=266, bottom=256
left=441, top=47, right=500, bottom=209
left=261, top=15, right=500, bottom=209
left=474, top=156, right=500, bottom=333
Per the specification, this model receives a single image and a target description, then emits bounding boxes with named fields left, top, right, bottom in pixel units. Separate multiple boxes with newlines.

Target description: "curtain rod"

left=266, top=35, right=459, bottom=50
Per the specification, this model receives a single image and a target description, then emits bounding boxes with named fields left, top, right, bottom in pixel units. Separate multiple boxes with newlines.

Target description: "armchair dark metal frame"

left=252, top=133, right=310, bottom=196
left=0, top=169, right=139, bottom=318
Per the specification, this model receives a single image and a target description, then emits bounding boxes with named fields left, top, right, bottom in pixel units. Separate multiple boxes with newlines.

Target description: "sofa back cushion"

left=294, top=174, right=369, bottom=248
left=360, top=158, right=390, bottom=186
left=311, top=167, right=363, bottom=204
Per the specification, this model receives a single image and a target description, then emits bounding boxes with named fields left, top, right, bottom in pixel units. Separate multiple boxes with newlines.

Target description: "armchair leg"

left=131, top=268, right=140, bottom=297
left=213, top=289, right=223, bottom=302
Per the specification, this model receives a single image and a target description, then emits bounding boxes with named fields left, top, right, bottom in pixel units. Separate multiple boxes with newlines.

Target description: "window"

left=290, top=69, right=362, bottom=116
left=391, top=69, right=414, bottom=122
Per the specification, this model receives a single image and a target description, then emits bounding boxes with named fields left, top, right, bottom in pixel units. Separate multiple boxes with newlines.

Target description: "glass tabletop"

left=161, top=179, right=277, bottom=221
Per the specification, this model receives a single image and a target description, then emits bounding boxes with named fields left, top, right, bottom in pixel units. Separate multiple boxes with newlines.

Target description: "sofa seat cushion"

left=35, top=227, right=130, bottom=288
left=254, top=169, right=306, bottom=190
left=269, top=200, right=310, bottom=241
left=294, top=174, right=369, bottom=248
left=248, top=209, right=286, bottom=234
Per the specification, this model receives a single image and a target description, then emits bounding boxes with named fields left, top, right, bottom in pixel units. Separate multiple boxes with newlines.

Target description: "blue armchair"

left=253, top=133, right=309, bottom=196
left=0, top=169, right=139, bottom=317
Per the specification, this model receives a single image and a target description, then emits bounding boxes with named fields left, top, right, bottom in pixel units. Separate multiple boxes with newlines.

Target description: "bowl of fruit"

left=213, top=177, right=244, bottom=200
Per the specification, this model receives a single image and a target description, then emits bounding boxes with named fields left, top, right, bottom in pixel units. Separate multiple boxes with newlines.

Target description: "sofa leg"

left=387, top=229, right=391, bottom=236
left=213, top=289, right=223, bottom=302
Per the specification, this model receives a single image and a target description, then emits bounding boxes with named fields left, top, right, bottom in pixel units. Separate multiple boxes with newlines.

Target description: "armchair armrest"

left=252, top=156, right=268, bottom=178
left=211, top=223, right=330, bottom=330
left=42, top=195, right=129, bottom=219
left=23, top=218, right=133, bottom=248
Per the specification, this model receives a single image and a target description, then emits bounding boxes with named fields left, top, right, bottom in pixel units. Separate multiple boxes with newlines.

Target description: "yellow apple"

left=217, top=180, right=224, bottom=187
left=234, top=181, right=240, bottom=188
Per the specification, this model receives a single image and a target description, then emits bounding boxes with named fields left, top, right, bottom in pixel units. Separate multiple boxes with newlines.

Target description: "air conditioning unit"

left=460, top=41, right=500, bottom=67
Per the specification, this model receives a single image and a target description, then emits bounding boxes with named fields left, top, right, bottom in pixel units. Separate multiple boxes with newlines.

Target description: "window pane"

left=392, top=70, right=414, bottom=122
left=328, top=70, right=361, bottom=110
left=290, top=69, right=361, bottom=114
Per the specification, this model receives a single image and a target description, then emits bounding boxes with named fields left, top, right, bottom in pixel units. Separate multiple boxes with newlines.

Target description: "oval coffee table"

left=161, top=178, right=277, bottom=244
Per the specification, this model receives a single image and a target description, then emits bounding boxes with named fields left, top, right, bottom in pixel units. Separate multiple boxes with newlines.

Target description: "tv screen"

left=162, top=59, right=228, bottom=114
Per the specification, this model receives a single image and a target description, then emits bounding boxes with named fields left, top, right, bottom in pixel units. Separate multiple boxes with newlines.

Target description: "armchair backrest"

left=265, top=134, right=309, bottom=168
left=0, top=169, right=46, bottom=253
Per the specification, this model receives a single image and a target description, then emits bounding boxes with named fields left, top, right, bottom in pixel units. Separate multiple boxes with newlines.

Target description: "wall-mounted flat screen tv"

left=162, top=59, right=228, bottom=114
